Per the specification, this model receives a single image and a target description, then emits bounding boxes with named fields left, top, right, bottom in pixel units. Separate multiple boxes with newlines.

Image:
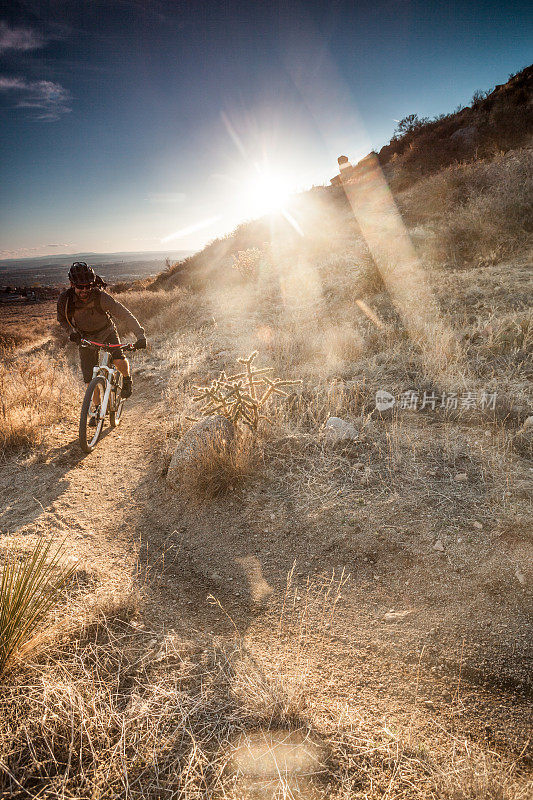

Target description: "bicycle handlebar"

left=80, top=339, right=136, bottom=352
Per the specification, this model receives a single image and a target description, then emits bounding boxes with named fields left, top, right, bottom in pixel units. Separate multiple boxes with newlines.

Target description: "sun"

left=242, top=167, right=292, bottom=217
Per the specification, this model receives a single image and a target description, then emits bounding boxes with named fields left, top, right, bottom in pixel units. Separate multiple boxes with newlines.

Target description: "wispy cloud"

left=0, top=75, right=71, bottom=119
left=46, top=243, right=70, bottom=248
left=0, top=21, right=46, bottom=54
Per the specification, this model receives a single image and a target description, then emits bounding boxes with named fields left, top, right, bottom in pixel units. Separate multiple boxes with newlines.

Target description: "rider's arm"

left=99, top=292, right=145, bottom=339
left=57, top=291, right=73, bottom=331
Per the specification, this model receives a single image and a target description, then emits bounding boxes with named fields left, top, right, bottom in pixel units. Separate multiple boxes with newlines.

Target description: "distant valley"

left=0, top=250, right=192, bottom=287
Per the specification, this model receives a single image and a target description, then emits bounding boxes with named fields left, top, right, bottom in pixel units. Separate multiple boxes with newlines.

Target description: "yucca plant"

left=0, top=536, right=77, bottom=677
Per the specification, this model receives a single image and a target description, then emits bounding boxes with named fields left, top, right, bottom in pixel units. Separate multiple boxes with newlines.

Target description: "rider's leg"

left=112, top=357, right=132, bottom=398
left=80, top=347, right=100, bottom=408
left=112, top=357, right=130, bottom=377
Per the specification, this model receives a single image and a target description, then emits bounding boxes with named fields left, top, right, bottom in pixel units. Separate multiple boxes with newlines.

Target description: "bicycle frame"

left=92, top=351, right=119, bottom=419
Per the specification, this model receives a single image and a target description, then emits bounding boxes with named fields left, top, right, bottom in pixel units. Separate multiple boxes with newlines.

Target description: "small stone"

left=423, top=700, right=435, bottom=710
left=454, top=473, right=468, bottom=482
left=522, top=415, right=533, bottom=430
left=515, top=567, right=526, bottom=587
left=433, top=539, right=445, bottom=552
left=473, top=521, right=483, bottom=530
left=383, top=610, right=415, bottom=623
left=323, top=416, right=359, bottom=443
left=457, top=537, right=463, bottom=543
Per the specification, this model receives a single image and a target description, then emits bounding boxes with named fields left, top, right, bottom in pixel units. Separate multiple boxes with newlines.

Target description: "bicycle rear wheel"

left=79, top=376, right=106, bottom=453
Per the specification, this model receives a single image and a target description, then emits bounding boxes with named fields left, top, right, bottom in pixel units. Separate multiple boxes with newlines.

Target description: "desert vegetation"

left=1, top=571, right=530, bottom=799
left=0, top=351, right=79, bottom=456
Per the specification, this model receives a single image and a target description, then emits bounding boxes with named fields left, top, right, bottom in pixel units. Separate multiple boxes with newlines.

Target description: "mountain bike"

left=79, top=339, right=135, bottom=453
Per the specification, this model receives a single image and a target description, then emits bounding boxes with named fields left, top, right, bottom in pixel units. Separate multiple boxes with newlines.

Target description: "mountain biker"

left=57, top=262, right=146, bottom=408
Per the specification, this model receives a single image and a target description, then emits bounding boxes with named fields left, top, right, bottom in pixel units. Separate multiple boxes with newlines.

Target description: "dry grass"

left=116, top=286, right=211, bottom=336
left=0, top=573, right=530, bottom=799
left=0, top=309, right=54, bottom=350
left=172, top=429, right=258, bottom=503
left=0, top=352, right=79, bottom=456
left=398, top=149, right=533, bottom=266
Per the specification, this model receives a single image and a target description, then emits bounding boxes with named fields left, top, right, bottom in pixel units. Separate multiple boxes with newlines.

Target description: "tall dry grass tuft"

left=0, top=353, right=79, bottom=455
left=178, top=431, right=258, bottom=502
left=0, top=536, right=77, bottom=677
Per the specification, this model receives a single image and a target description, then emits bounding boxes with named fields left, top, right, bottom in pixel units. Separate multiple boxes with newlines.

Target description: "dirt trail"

left=0, top=374, right=162, bottom=589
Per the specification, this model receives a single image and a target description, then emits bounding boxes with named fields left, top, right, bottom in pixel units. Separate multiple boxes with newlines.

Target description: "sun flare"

left=242, top=168, right=292, bottom=217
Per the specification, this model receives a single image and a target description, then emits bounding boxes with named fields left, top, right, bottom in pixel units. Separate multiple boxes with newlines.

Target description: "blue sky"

left=1, top=0, right=531, bottom=258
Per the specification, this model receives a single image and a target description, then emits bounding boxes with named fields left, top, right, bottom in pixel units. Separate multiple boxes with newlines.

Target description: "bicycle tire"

left=109, top=376, right=125, bottom=428
left=79, top=376, right=106, bottom=453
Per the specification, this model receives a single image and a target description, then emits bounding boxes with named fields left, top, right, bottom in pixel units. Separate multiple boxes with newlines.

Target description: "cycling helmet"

left=68, top=262, right=96, bottom=286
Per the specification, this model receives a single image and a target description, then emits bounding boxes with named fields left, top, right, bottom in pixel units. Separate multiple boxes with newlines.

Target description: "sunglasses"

left=74, top=283, right=94, bottom=290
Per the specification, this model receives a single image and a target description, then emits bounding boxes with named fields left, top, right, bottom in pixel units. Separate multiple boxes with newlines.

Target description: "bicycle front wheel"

left=79, top=376, right=106, bottom=453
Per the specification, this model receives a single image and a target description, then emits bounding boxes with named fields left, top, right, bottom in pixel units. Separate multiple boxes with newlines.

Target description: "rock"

left=450, top=125, right=477, bottom=144
left=383, top=609, right=415, bottom=623
left=522, top=415, right=533, bottom=430
left=167, top=415, right=235, bottom=487
left=473, top=521, right=483, bottom=530
left=360, top=467, right=373, bottom=485
left=433, top=539, right=445, bottom=552
left=515, top=567, right=526, bottom=587
left=454, top=473, right=468, bottom=482
left=322, top=416, right=359, bottom=443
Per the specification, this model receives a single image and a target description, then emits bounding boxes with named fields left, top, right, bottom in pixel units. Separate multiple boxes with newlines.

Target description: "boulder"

left=450, top=125, right=477, bottom=144
left=322, top=416, right=359, bottom=443
left=167, top=415, right=235, bottom=487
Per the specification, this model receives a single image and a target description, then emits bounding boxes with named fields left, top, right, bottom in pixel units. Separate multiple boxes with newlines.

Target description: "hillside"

left=0, top=66, right=532, bottom=799
left=149, top=64, right=532, bottom=292
left=376, top=64, right=533, bottom=190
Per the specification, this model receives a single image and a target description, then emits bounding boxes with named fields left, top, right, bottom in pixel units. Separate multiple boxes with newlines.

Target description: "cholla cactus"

left=232, top=248, right=262, bottom=282
left=191, top=351, right=301, bottom=431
